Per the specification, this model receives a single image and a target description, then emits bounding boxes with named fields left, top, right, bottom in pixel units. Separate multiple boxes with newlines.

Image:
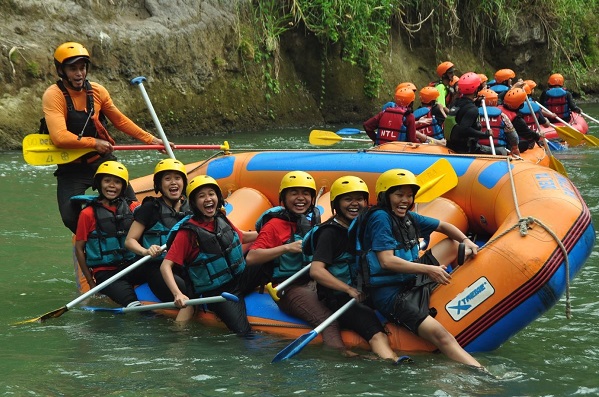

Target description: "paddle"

left=272, top=298, right=357, bottom=363
left=22, top=134, right=229, bottom=166
left=525, top=98, right=568, bottom=177
left=414, top=158, right=458, bottom=203
left=581, top=111, right=599, bottom=125
left=480, top=100, right=497, bottom=155
left=130, top=76, right=176, bottom=159
left=81, top=292, right=238, bottom=313
left=13, top=245, right=166, bottom=325
left=265, top=264, right=311, bottom=302
left=309, top=130, right=372, bottom=146
left=535, top=102, right=599, bottom=146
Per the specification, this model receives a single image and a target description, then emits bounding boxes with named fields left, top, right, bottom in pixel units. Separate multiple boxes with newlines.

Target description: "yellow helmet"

left=375, top=169, right=420, bottom=198
left=54, top=42, right=90, bottom=78
left=279, top=171, right=316, bottom=194
left=186, top=175, right=220, bottom=198
left=153, top=158, right=188, bottom=193
left=93, top=161, right=129, bottom=192
left=330, top=176, right=369, bottom=202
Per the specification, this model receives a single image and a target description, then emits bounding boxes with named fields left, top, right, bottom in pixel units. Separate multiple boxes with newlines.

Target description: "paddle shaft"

left=314, top=298, right=356, bottom=334
left=130, top=76, right=176, bottom=159
left=480, top=100, right=497, bottom=155
left=274, top=264, right=311, bottom=292
left=526, top=98, right=567, bottom=176
left=67, top=244, right=166, bottom=310
left=112, top=144, right=224, bottom=150
left=582, top=111, right=599, bottom=125
left=120, top=295, right=231, bottom=313
left=536, top=102, right=580, bottom=131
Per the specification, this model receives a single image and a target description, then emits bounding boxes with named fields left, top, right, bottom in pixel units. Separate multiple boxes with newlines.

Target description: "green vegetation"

left=245, top=0, right=598, bottom=98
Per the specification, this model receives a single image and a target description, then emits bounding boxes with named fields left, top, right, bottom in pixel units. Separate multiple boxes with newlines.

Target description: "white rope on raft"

left=477, top=156, right=572, bottom=319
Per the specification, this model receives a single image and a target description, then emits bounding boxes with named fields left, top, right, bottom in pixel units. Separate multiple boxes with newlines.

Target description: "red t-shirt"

left=75, top=200, right=140, bottom=241
left=165, top=217, right=243, bottom=267
left=250, top=217, right=295, bottom=250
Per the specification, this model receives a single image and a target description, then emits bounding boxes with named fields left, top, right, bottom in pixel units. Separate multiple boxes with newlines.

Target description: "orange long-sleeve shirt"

left=42, top=81, right=155, bottom=149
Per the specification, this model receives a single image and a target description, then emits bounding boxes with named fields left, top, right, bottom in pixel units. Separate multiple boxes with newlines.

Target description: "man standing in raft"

left=42, top=42, right=170, bottom=233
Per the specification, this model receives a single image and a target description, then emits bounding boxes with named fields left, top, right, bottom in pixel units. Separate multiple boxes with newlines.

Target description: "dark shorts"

left=385, top=249, right=439, bottom=334
left=325, top=294, right=385, bottom=342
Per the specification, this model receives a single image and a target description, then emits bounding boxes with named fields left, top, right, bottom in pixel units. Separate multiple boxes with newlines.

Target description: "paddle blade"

left=309, top=130, right=343, bottom=146
left=12, top=306, right=69, bottom=325
left=22, top=134, right=93, bottom=166
left=272, top=331, right=318, bottom=363
left=337, top=128, right=362, bottom=135
left=582, top=134, right=599, bottom=146
left=415, top=158, right=458, bottom=203
left=552, top=125, right=583, bottom=147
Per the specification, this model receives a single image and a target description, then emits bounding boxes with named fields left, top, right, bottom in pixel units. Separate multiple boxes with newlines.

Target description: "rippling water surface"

left=2, top=109, right=599, bottom=396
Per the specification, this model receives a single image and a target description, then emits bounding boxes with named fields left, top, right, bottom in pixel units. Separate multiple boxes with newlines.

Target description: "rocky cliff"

left=0, top=0, right=555, bottom=150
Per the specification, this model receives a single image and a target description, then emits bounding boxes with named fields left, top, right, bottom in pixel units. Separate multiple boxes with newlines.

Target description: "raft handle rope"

left=478, top=156, right=572, bottom=319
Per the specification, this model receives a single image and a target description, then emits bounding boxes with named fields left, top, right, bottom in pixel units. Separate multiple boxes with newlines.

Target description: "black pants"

left=55, top=155, right=136, bottom=233
left=93, top=264, right=147, bottom=307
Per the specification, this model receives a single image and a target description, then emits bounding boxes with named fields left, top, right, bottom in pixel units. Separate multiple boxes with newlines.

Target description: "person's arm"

left=500, top=114, right=520, bottom=155
left=310, top=260, right=362, bottom=300
left=375, top=249, right=451, bottom=285
left=160, top=259, right=189, bottom=307
left=566, top=91, right=581, bottom=113
left=405, top=114, right=421, bottom=143
left=241, top=230, right=258, bottom=244
left=513, top=117, right=541, bottom=141
left=460, top=106, right=488, bottom=139
left=246, top=240, right=302, bottom=265
left=124, top=220, right=163, bottom=257
left=435, top=221, right=478, bottom=255
left=363, top=113, right=382, bottom=142
left=75, top=240, right=95, bottom=289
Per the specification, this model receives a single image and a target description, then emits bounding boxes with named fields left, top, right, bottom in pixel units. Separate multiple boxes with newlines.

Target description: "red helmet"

left=395, top=82, right=417, bottom=92
left=394, top=87, right=415, bottom=107
left=494, top=69, right=516, bottom=84
left=548, top=73, right=564, bottom=86
left=419, top=86, right=440, bottom=104
left=479, top=88, right=498, bottom=106
left=436, top=61, right=455, bottom=77
left=503, top=88, right=528, bottom=109
left=457, top=72, right=481, bottom=95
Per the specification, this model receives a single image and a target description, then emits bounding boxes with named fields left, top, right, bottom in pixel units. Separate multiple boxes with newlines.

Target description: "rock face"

left=0, top=0, right=551, bottom=150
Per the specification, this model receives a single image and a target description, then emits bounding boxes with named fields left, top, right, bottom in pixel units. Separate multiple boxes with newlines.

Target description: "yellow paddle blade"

left=22, top=134, right=94, bottom=166
left=309, top=130, right=371, bottom=146
left=582, top=133, right=599, bottom=146
left=549, top=156, right=568, bottom=176
left=552, top=125, right=583, bottom=147
left=12, top=306, right=69, bottom=325
left=415, top=158, right=458, bottom=203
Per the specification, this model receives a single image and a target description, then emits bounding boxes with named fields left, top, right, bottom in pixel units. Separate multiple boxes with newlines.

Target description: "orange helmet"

left=524, top=79, right=537, bottom=90
left=494, top=69, right=516, bottom=84
left=395, top=82, right=417, bottom=92
left=457, top=72, right=481, bottom=95
left=419, top=86, right=440, bottom=104
left=478, top=74, right=488, bottom=83
left=394, top=87, right=416, bottom=107
left=548, top=73, right=564, bottom=86
left=449, top=75, right=459, bottom=87
left=503, top=88, right=527, bottom=109
left=479, top=88, right=499, bottom=106
left=436, top=61, right=455, bottom=77
left=523, top=82, right=532, bottom=95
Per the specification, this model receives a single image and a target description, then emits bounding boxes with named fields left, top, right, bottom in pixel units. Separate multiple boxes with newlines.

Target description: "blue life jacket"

left=140, top=197, right=192, bottom=261
left=413, top=106, right=444, bottom=140
left=255, top=206, right=320, bottom=281
left=353, top=207, right=420, bottom=288
left=303, top=219, right=355, bottom=290
left=85, top=197, right=136, bottom=268
left=490, top=84, right=509, bottom=97
left=168, top=215, right=245, bottom=294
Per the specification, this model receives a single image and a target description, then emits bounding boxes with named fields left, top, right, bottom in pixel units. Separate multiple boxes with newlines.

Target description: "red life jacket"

left=376, top=106, right=408, bottom=144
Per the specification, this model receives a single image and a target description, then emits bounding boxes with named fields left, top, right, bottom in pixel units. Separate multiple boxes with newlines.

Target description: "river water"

left=2, top=106, right=599, bottom=396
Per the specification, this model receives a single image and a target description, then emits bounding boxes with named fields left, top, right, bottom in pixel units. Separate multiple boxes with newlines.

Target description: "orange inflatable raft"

left=83, top=145, right=594, bottom=353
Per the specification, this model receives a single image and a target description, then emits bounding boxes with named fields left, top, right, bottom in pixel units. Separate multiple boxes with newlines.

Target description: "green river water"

left=1, top=107, right=599, bottom=396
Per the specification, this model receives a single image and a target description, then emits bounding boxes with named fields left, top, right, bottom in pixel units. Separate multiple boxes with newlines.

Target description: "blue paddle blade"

left=547, top=140, right=566, bottom=151
left=271, top=330, right=318, bottom=363
left=80, top=306, right=124, bottom=313
left=337, top=128, right=361, bottom=135
left=221, top=292, right=239, bottom=302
